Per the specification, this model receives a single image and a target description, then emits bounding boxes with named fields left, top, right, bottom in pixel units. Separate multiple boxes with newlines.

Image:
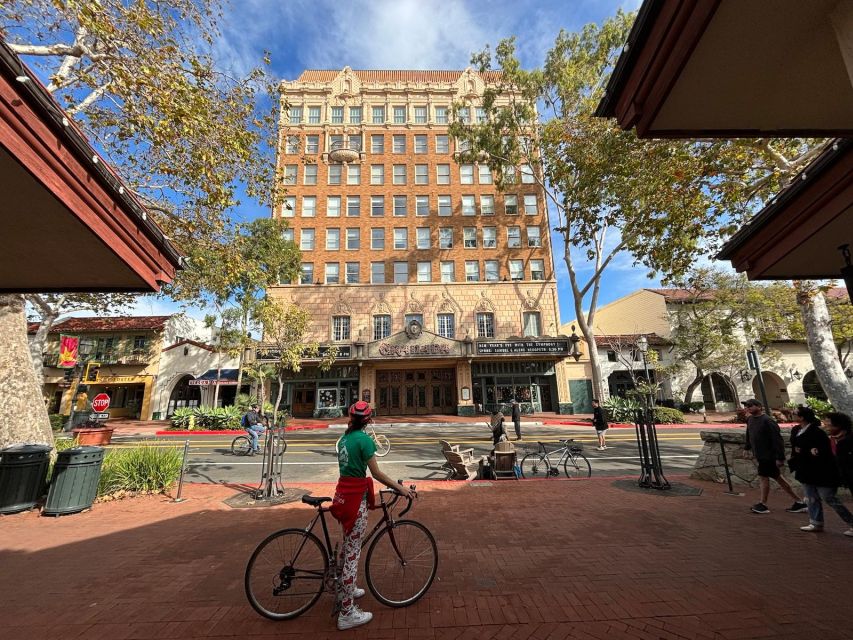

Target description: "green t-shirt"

left=336, top=430, right=377, bottom=478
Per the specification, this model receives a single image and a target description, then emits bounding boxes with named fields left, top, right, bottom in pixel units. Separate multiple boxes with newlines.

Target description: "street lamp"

left=789, top=367, right=801, bottom=381
left=65, top=338, right=95, bottom=431
left=635, top=335, right=653, bottom=405
left=746, top=342, right=771, bottom=413
left=633, top=334, right=669, bottom=490
left=569, top=325, right=582, bottom=362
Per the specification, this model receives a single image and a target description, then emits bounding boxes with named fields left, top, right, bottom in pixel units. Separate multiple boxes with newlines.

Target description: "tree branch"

left=9, top=42, right=86, bottom=57
left=67, top=81, right=112, bottom=115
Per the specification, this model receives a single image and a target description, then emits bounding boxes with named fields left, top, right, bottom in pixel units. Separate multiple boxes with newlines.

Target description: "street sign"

left=89, top=412, right=110, bottom=420
left=746, top=349, right=759, bottom=371
left=91, top=393, right=111, bottom=412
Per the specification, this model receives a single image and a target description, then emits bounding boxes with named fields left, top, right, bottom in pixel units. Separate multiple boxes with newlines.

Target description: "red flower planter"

left=71, top=427, right=115, bottom=446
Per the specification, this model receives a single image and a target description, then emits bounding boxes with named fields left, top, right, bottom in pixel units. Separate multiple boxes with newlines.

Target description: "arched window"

left=802, top=370, right=827, bottom=401
left=701, top=373, right=735, bottom=403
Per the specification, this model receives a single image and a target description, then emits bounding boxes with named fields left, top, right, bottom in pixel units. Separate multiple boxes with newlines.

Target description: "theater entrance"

left=376, top=368, right=456, bottom=416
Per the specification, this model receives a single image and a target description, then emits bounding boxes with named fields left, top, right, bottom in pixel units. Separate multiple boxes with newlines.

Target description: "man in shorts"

left=742, top=398, right=806, bottom=514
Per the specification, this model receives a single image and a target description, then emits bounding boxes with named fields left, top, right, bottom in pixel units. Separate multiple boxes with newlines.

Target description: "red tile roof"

left=647, top=287, right=847, bottom=302
left=294, top=69, right=503, bottom=84
left=27, top=322, right=40, bottom=334
left=49, top=316, right=171, bottom=333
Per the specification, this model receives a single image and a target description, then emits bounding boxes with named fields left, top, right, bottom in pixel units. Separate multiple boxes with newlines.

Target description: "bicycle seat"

left=301, top=495, right=332, bottom=507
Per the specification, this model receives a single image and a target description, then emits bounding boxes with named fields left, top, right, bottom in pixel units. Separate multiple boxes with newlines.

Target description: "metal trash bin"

left=0, top=444, right=52, bottom=514
left=44, top=446, right=105, bottom=516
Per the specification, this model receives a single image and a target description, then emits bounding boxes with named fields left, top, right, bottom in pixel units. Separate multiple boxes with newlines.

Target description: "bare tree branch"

left=67, top=81, right=112, bottom=115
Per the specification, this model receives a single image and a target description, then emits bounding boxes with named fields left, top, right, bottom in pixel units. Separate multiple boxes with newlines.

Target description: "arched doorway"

left=700, top=372, right=736, bottom=410
left=752, top=371, right=788, bottom=409
left=802, top=370, right=827, bottom=401
left=167, top=374, right=200, bottom=416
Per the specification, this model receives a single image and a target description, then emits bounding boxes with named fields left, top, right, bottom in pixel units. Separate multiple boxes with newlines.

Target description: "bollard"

left=172, top=439, right=190, bottom=503
left=717, top=436, right=744, bottom=496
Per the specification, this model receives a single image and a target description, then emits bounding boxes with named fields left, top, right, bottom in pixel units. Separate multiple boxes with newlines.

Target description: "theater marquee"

left=476, top=340, right=570, bottom=356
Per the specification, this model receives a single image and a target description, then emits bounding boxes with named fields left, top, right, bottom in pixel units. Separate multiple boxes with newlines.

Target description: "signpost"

left=91, top=393, right=111, bottom=413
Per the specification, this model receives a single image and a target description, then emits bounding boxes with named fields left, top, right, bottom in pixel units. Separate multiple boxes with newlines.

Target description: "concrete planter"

left=71, top=427, right=115, bottom=446
left=691, top=428, right=798, bottom=488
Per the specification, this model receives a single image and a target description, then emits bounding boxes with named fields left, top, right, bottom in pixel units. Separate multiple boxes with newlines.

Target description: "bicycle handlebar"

left=379, top=480, right=417, bottom=516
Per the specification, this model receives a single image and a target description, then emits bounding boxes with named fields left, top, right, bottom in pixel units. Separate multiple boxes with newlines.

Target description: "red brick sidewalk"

left=2, top=479, right=851, bottom=639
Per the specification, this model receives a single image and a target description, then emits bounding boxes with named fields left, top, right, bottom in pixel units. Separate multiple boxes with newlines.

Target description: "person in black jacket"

left=511, top=400, right=522, bottom=441
left=826, top=411, right=853, bottom=537
left=592, top=399, right=609, bottom=451
left=790, top=406, right=853, bottom=534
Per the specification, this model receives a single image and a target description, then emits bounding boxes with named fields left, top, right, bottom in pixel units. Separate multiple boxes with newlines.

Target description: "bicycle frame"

left=536, top=442, right=581, bottom=471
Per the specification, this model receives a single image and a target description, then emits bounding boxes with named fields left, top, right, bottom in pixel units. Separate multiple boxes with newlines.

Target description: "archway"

left=752, top=371, right=788, bottom=409
left=700, top=372, right=736, bottom=410
left=802, top=370, right=827, bottom=401
left=167, top=374, right=200, bottom=416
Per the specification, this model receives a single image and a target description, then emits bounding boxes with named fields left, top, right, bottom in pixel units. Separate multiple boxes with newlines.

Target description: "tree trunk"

left=683, top=370, right=704, bottom=404
left=235, top=305, right=249, bottom=393
left=798, top=291, right=853, bottom=414
left=274, top=374, right=284, bottom=424
left=0, top=295, right=54, bottom=449
left=28, top=309, right=59, bottom=386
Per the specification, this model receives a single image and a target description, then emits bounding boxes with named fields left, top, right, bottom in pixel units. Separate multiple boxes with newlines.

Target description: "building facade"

left=266, top=68, right=573, bottom=417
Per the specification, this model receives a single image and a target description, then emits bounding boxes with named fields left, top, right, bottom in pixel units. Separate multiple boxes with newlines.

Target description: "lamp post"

left=633, top=335, right=669, bottom=490
left=569, top=325, right=582, bottom=362
left=65, top=338, right=95, bottom=431
left=746, top=343, right=770, bottom=413
left=636, top=335, right=653, bottom=406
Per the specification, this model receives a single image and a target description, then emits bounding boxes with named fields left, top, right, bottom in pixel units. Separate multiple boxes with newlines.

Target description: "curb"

left=154, top=424, right=329, bottom=436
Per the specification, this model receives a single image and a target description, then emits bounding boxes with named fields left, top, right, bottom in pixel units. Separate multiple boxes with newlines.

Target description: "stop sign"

left=91, top=393, right=111, bottom=413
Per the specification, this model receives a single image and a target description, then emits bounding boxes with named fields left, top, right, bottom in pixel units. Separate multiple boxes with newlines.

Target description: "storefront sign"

left=378, top=343, right=451, bottom=357
left=99, top=375, right=150, bottom=384
left=368, top=330, right=463, bottom=359
left=256, top=345, right=351, bottom=362
left=477, top=340, right=570, bottom=356
left=188, top=378, right=237, bottom=386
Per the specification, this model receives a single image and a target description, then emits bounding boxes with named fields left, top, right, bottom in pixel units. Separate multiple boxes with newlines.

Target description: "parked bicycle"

left=365, top=423, right=390, bottom=457
left=519, top=439, right=591, bottom=479
left=244, top=483, right=437, bottom=620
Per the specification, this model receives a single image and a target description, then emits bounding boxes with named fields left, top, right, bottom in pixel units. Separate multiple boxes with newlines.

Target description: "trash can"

left=43, top=446, right=105, bottom=516
left=0, top=444, right=52, bottom=514
left=152, top=411, right=162, bottom=420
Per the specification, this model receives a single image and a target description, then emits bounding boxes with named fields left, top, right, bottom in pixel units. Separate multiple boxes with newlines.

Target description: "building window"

left=416, top=227, right=430, bottom=249
left=440, top=261, right=455, bottom=282
left=435, top=106, right=448, bottom=124
left=485, top=260, right=499, bottom=281
left=393, top=164, right=407, bottom=185
left=478, top=165, right=492, bottom=184
left=414, top=164, right=428, bottom=184
left=438, top=195, right=452, bottom=216
left=285, top=135, right=299, bottom=154
left=392, top=135, right=406, bottom=153
left=283, top=164, right=297, bottom=185
left=414, top=106, right=428, bottom=124
left=349, top=106, right=362, bottom=124
left=371, top=262, right=385, bottom=284
left=346, top=196, right=360, bottom=217
left=330, top=106, right=344, bottom=123
left=458, top=138, right=471, bottom=153
left=483, top=227, right=497, bottom=248
left=477, top=313, right=495, bottom=338
left=505, top=195, right=518, bottom=215
left=463, top=227, right=477, bottom=248
left=373, top=315, right=391, bottom=340
left=435, top=135, right=449, bottom=153
left=393, top=105, right=406, bottom=123
left=393, top=195, right=407, bottom=217
left=282, top=228, right=294, bottom=243
left=436, top=164, right=450, bottom=184
left=372, top=105, right=385, bottom=124
left=476, top=107, right=487, bottom=123
left=288, top=106, right=302, bottom=124
left=458, top=107, right=471, bottom=124
left=417, top=261, right=431, bottom=283
left=437, top=314, right=455, bottom=339
left=325, top=228, right=340, bottom=251
left=477, top=195, right=494, bottom=216
left=524, top=194, right=538, bottom=215
left=345, top=262, right=360, bottom=284
left=332, top=315, right=350, bottom=341
left=509, top=259, right=524, bottom=281
left=300, top=228, right=315, bottom=250
left=393, top=228, right=408, bottom=250
left=308, top=106, right=321, bottom=123
left=371, top=228, right=385, bottom=250
left=370, top=164, right=384, bottom=185
left=413, top=135, right=427, bottom=154
left=521, top=164, right=535, bottom=183
left=439, top=228, right=453, bottom=249
left=460, top=164, right=474, bottom=184
left=328, top=165, right=342, bottom=185
left=530, top=259, right=545, bottom=281
left=303, top=164, right=317, bottom=185
left=329, top=134, right=343, bottom=150
left=347, top=164, right=361, bottom=185
left=607, top=350, right=617, bottom=362
left=523, top=312, right=541, bottom=338
left=348, top=134, right=362, bottom=152
left=528, top=227, right=541, bottom=247
left=301, top=196, right=317, bottom=218
left=393, top=262, right=408, bottom=283
left=325, top=263, right=340, bottom=284
left=507, top=227, right=521, bottom=248
left=465, top=261, right=480, bottom=282
left=416, top=195, right=429, bottom=216
left=282, top=196, right=295, bottom=217
left=326, top=196, right=341, bottom=217
left=371, top=195, right=385, bottom=216
left=461, top=195, right=476, bottom=216
left=346, top=228, right=360, bottom=250
left=305, top=135, right=319, bottom=154
left=300, top=263, right=313, bottom=285
left=371, top=134, right=384, bottom=153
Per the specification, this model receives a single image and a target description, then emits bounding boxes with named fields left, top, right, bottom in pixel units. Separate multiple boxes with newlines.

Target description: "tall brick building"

left=266, top=67, right=575, bottom=417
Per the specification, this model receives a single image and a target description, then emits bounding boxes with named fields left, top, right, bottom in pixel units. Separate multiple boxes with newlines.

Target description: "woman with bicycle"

left=330, top=401, right=413, bottom=631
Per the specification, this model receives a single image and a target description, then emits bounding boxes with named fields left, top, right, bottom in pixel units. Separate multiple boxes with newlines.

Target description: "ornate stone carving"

left=474, top=291, right=496, bottom=313
left=332, top=294, right=353, bottom=316
left=371, top=294, right=392, bottom=316
left=405, top=292, right=424, bottom=314
left=437, top=291, right=461, bottom=315
left=522, top=291, right=541, bottom=311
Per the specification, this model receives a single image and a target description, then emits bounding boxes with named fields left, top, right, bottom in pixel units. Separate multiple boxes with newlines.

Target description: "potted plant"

left=71, top=418, right=115, bottom=445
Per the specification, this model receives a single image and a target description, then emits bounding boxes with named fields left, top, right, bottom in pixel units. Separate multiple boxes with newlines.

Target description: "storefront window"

left=318, top=388, right=338, bottom=408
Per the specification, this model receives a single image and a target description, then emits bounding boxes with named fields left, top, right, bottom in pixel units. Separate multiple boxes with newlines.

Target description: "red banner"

left=58, top=335, right=79, bottom=368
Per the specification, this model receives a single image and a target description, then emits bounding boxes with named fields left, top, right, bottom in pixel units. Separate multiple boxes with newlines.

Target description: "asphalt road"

left=111, top=424, right=707, bottom=486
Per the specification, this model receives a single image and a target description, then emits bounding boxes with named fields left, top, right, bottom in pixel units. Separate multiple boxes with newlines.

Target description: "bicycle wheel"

left=564, top=453, right=592, bottom=479
left=245, top=528, right=329, bottom=620
left=520, top=453, right=551, bottom=479
left=365, top=520, right=438, bottom=607
left=231, top=435, right=252, bottom=456
left=373, top=434, right=391, bottom=457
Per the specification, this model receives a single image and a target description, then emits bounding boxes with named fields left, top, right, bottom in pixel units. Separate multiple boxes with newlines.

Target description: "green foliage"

left=53, top=437, right=78, bottom=452
left=601, top=397, right=642, bottom=423
left=678, top=402, right=707, bottom=413
left=169, top=407, right=195, bottom=429
left=168, top=406, right=241, bottom=430
left=98, top=444, right=183, bottom=496
left=653, top=407, right=686, bottom=424
left=804, top=396, right=834, bottom=419
left=48, top=414, right=68, bottom=432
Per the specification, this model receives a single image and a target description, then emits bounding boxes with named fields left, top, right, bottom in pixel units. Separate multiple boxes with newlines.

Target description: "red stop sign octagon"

left=91, top=393, right=111, bottom=413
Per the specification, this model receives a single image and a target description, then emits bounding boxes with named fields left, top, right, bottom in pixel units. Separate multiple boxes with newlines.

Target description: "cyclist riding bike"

left=241, top=403, right=265, bottom=456
left=331, top=401, right=413, bottom=630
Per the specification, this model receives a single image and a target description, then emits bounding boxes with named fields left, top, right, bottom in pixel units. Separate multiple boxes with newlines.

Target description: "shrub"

left=652, top=407, right=685, bottom=424
left=49, top=414, right=68, bottom=431
left=169, top=407, right=194, bottom=429
left=601, top=397, right=642, bottom=423
left=677, top=402, right=706, bottom=414
left=804, top=396, right=834, bottom=418
left=168, top=406, right=242, bottom=430
left=53, top=437, right=78, bottom=452
left=98, top=444, right=183, bottom=496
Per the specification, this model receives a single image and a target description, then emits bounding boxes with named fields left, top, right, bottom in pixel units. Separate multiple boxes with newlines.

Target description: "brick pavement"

left=1, top=479, right=851, bottom=640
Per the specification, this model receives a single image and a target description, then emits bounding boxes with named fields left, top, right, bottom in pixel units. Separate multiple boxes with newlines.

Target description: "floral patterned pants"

left=339, top=497, right=368, bottom=615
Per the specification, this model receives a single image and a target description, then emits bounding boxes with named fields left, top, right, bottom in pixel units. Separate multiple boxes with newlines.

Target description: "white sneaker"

left=338, top=606, right=373, bottom=631
left=354, top=586, right=365, bottom=599
left=844, top=528, right=853, bottom=538
left=800, top=524, right=824, bottom=532
left=597, top=446, right=605, bottom=451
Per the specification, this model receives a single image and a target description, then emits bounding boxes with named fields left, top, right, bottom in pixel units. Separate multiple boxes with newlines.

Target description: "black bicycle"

left=244, top=483, right=438, bottom=620
left=519, top=439, right=592, bottom=479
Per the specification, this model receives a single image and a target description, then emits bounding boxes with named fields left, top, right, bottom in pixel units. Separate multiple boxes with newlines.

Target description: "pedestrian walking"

left=241, top=403, right=265, bottom=455
left=592, top=399, right=609, bottom=450
left=511, top=399, right=522, bottom=441
left=789, top=406, right=853, bottom=533
left=488, top=410, right=507, bottom=447
left=826, top=411, right=853, bottom=537
left=741, top=398, right=806, bottom=514
left=331, top=401, right=413, bottom=630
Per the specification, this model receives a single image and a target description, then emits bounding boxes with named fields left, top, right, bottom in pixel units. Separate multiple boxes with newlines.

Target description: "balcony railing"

left=42, top=348, right=154, bottom=367
left=327, top=139, right=361, bottom=163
